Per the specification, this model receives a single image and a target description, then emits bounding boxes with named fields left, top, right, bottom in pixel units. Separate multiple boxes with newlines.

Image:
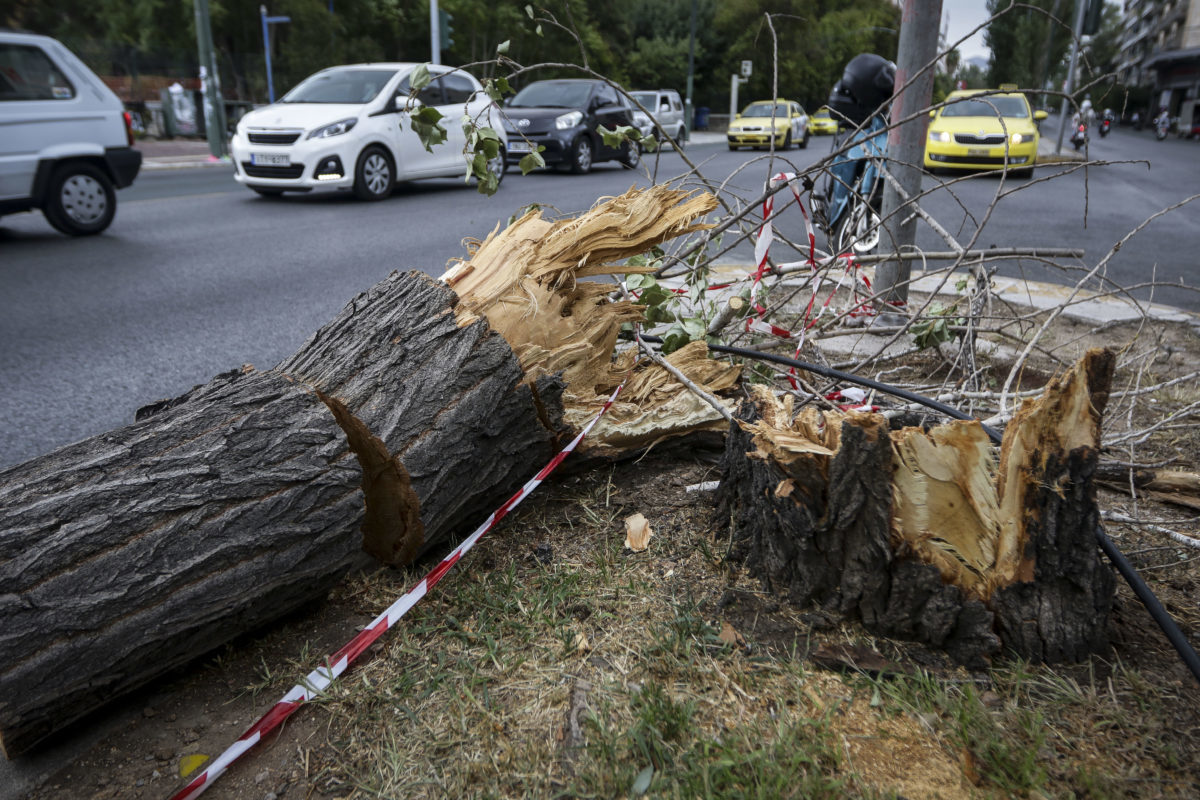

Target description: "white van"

left=0, top=31, right=141, bottom=235
left=630, top=89, right=686, bottom=148
left=230, top=63, right=506, bottom=199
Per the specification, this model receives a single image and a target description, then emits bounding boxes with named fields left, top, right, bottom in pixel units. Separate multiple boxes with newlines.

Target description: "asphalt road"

left=1, top=125, right=1198, bottom=469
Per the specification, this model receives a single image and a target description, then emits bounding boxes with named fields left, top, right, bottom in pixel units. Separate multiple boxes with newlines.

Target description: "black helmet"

left=827, top=53, right=895, bottom=126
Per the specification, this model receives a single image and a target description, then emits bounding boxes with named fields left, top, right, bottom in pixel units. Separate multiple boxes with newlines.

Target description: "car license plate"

left=967, top=148, right=991, bottom=157
left=508, top=140, right=533, bottom=153
left=250, top=153, right=291, bottom=166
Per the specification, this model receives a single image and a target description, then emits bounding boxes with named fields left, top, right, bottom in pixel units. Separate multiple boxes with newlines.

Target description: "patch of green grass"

left=867, top=668, right=1049, bottom=796
left=570, top=679, right=856, bottom=799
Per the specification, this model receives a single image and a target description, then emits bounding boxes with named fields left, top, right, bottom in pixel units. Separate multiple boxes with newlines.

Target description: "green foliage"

left=624, top=235, right=728, bottom=356
left=985, top=0, right=1075, bottom=95
left=909, top=302, right=963, bottom=350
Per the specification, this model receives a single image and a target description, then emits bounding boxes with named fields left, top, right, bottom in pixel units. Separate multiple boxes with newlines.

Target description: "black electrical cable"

left=633, top=333, right=1200, bottom=685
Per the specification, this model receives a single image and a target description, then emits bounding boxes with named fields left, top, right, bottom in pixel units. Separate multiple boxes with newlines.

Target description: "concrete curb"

left=703, top=263, right=1199, bottom=328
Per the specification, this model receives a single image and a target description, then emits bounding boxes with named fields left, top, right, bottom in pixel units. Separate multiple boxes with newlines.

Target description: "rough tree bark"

left=717, top=349, right=1117, bottom=669
left=0, top=272, right=564, bottom=757
left=0, top=185, right=730, bottom=758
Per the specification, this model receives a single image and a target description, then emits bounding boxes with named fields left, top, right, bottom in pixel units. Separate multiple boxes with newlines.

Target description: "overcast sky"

left=942, top=0, right=991, bottom=62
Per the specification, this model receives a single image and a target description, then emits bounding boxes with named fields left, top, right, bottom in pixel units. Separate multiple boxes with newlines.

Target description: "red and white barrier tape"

left=167, top=383, right=625, bottom=800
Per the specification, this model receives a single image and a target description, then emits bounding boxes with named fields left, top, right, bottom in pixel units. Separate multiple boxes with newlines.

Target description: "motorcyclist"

left=818, top=53, right=895, bottom=252
left=1080, top=95, right=1095, bottom=127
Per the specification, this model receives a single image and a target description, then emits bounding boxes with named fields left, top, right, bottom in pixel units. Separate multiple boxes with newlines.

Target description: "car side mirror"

left=929, top=109, right=936, bottom=118
left=1034, top=109, right=1048, bottom=121
left=660, top=103, right=670, bottom=112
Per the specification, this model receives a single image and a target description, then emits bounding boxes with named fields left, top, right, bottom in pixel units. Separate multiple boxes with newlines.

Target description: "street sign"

left=741, top=60, right=752, bottom=77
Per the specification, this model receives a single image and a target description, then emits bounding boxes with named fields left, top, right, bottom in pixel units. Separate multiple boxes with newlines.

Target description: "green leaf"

left=518, top=150, right=545, bottom=175
left=683, top=318, right=706, bottom=339
left=525, top=4, right=534, bottom=19
left=625, top=273, right=650, bottom=290
left=496, top=39, right=510, bottom=55
left=410, top=105, right=447, bottom=152
left=631, top=765, right=654, bottom=795
left=535, top=23, right=543, bottom=36
left=410, top=63, right=432, bottom=92
left=955, top=277, right=969, bottom=293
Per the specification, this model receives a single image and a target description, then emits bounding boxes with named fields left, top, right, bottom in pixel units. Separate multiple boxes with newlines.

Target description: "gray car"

left=630, top=89, right=686, bottom=148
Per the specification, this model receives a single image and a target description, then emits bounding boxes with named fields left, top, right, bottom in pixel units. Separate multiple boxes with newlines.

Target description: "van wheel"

left=353, top=146, right=394, bottom=201
left=43, top=162, right=116, bottom=236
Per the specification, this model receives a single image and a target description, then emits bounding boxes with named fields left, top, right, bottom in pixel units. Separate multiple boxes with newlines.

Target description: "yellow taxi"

left=727, top=99, right=809, bottom=150
left=807, top=105, right=839, bottom=135
left=924, top=87, right=1048, bottom=177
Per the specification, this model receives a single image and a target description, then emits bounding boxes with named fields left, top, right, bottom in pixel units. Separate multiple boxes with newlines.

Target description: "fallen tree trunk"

left=717, top=349, right=1117, bottom=669
left=0, top=272, right=565, bottom=757
left=0, top=186, right=731, bottom=757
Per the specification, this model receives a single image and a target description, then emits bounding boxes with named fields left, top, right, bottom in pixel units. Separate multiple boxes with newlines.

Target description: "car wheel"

left=728, top=144, right=738, bottom=151
left=675, top=126, right=686, bottom=150
left=620, top=139, right=641, bottom=169
left=782, top=129, right=792, bottom=150
left=569, top=136, right=593, bottom=174
left=252, top=187, right=284, bottom=197
left=353, top=145, right=394, bottom=201
left=1011, top=167, right=1034, bottom=180
left=799, top=129, right=809, bottom=149
left=42, top=162, right=116, bottom=236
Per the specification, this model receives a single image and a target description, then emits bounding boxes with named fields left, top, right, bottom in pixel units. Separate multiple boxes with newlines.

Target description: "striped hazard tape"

left=167, top=383, right=625, bottom=800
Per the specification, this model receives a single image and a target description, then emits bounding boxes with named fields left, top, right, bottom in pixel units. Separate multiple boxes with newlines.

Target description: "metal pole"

left=1054, top=0, right=1089, bottom=154
left=730, top=73, right=739, bottom=121
left=876, top=0, right=942, bottom=308
left=430, top=0, right=441, bottom=66
left=260, top=5, right=274, bottom=103
left=684, top=0, right=696, bottom=138
left=194, top=0, right=226, bottom=157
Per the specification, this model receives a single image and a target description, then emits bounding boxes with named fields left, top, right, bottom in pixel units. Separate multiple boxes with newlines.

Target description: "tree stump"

left=716, top=349, right=1117, bottom=669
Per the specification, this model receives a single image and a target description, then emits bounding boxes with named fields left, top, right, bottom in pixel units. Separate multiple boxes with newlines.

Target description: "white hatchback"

left=230, top=63, right=506, bottom=199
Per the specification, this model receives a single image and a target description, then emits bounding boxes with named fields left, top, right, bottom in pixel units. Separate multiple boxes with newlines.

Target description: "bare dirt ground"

left=13, top=310, right=1200, bottom=800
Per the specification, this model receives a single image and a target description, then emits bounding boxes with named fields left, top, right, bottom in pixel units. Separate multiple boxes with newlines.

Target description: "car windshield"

left=280, top=68, right=397, bottom=104
left=510, top=82, right=592, bottom=109
left=742, top=102, right=788, bottom=117
left=813, top=109, right=831, bottom=118
left=941, top=96, right=1029, bottom=118
left=631, top=92, right=657, bottom=108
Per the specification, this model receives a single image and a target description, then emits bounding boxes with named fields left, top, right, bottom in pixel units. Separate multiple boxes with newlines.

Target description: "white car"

left=0, top=31, right=141, bottom=235
left=230, top=63, right=506, bottom=199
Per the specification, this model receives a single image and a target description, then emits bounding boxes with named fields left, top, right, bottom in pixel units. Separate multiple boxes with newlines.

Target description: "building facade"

left=1117, top=0, right=1200, bottom=127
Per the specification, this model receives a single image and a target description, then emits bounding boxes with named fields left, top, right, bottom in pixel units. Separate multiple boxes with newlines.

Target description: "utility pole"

left=1054, top=0, right=1089, bottom=154
left=430, top=0, right=441, bottom=65
left=194, top=0, right=227, bottom=158
left=684, top=0, right=696, bottom=139
left=876, top=0, right=943, bottom=309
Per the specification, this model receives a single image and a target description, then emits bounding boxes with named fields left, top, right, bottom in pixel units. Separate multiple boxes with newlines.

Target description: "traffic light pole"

left=1053, top=0, right=1089, bottom=154
left=875, top=0, right=942, bottom=309
left=430, top=0, right=441, bottom=65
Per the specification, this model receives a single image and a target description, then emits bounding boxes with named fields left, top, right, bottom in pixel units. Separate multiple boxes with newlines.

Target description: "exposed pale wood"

left=718, top=349, right=1118, bottom=668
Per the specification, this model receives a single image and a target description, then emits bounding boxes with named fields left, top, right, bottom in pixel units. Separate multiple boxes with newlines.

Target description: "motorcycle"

left=816, top=115, right=887, bottom=256
left=1099, top=118, right=1111, bottom=137
left=1070, top=123, right=1087, bottom=150
left=1156, top=115, right=1170, bottom=140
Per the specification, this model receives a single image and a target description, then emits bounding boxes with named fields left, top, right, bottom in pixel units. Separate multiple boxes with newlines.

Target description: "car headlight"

left=555, top=111, right=583, bottom=130
left=307, top=118, right=358, bottom=139
left=929, top=130, right=951, bottom=143
left=1010, top=132, right=1033, bottom=144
